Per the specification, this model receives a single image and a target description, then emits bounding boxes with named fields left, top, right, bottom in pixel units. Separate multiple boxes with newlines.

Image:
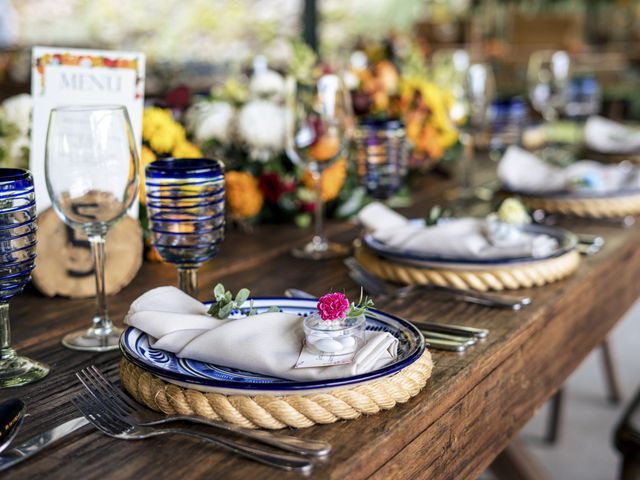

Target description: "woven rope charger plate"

left=355, top=243, right=581, bottom=292
left=120, top=350, right=433, bottom=430
left=517, top=192, right=640, bottom=218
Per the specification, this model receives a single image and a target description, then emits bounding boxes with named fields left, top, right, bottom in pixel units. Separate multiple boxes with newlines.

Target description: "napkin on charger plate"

left=125, top=286, right=399, bottom=382
left=498, top=145, right=640, bottom=195
left=584, top=116, right=640, bottom=154
left=358, top=202, right=558, bottom=260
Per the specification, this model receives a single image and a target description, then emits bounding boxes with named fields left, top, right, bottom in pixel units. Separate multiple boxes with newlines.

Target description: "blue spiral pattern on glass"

left=355, top=118, right=408, bottom=200
left=145, top=158, right=225, bottom=267
left=0, top=169, right=37, bottom=303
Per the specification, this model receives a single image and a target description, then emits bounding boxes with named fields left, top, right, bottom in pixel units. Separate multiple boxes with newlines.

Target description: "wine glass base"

left=292, top=241, right=350, bottom=260
left=0, top=354, right=49, bottom=388
left=62, top=326, right=123, bottom=352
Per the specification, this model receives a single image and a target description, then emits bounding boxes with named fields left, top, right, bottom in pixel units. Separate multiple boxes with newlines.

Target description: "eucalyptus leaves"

left=208, top=283, right=279, bottom=319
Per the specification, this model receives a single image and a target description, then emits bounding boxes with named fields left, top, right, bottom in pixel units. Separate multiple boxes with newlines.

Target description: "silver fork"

left=344, top=257, right=531, bottom=310
left=71, top=393, right=313, bottom=472
left=76, top=366, right=330, bottom=457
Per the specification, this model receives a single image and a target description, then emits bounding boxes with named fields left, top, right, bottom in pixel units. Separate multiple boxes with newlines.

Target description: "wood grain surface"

left=0, top=166, right=638, bottom=480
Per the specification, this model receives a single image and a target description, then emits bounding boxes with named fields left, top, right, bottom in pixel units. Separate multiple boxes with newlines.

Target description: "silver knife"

left=0, top=416, right=89, bottom=471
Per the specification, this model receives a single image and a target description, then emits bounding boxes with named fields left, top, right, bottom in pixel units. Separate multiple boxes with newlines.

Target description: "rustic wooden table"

left=1, top=169, right=639, bottom=480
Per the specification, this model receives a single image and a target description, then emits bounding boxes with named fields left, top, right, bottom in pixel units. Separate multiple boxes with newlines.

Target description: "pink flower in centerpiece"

left=317, top=292, right=350, bottom=321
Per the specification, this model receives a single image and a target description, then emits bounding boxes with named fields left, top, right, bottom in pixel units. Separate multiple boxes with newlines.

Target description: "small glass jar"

left=303, top=313, right=366, bottom=355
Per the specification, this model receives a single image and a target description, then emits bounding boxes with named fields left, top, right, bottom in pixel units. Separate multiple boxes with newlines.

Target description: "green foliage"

left=346, top=288, right=375, bottom=318
left=208, top=283, right=280, bottom=318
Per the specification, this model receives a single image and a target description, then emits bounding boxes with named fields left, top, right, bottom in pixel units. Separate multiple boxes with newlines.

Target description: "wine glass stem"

left=89, top=235, right=112, bottom=334
left=178, top=268, right=198, bottom=297
left=0, top=303, right=13, bottom=359
left=312, top=168, right=326, bottom=246
left=460, top=131, right=475, bottom=196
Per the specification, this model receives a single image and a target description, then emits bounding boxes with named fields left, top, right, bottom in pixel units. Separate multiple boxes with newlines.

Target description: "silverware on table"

left=71, top=393, right=313, bottom=472
left=344, top=257, right=530, bottom=310
left=0, top=416, right=89, bottom=472
left=76, top=366, right=330, bottom=457
left=0, top=399, right=25, bottom=453
left=533, top=209, right=636, bottom=228
left=284, top=288, right=473, bottom=352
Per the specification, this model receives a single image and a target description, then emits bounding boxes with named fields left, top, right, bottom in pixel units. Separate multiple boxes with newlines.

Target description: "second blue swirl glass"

left=145, top=158, right=225, bottom=296
left=0, top=169, right=49, bottom=387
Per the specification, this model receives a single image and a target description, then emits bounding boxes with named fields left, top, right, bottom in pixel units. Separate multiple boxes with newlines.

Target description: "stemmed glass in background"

left=527, top=50, right=572, bottom=123
left=144, top=158, right=225, bottom=296
left=0, top=169, right=49, bottom=386
left=455, top=62, right=495, bottom=202
left=285, top=73, right=354, bottom=260
left=45, top=105, right=138, bottom=351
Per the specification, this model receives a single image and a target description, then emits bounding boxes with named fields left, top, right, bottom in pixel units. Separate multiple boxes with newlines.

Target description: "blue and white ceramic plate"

left=120, top=298, right=425, bottom=395
left=362, top=223, right=577, bottom=269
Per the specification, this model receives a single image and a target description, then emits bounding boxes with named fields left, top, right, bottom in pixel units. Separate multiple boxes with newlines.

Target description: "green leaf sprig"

left=346, top=288, right=375, bottom=318
left=207, top=283, right=280, bottom=319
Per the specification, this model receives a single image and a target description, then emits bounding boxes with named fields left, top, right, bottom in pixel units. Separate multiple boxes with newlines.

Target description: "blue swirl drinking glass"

left=145, top=158, right=225, bottom=296
left=0, top=169, right=49, bottom=387
left=354, top=118, right=407, bottom=200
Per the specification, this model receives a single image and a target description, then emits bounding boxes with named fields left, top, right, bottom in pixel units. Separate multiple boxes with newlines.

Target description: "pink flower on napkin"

left=317, top=292, right=349, bottom=321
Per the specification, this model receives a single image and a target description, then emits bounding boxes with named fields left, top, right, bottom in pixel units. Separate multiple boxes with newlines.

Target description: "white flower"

left=237, top=99, right=285, bottom=161
left=185, top=101, right=235, bottom=145
left=2, top=94, right=32, bottom=135
left=249, top=70, right=285, bottom=100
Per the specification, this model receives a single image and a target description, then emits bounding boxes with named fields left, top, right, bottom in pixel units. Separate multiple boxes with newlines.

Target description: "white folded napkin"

left=358, top=202, right=558, bottom=259
left=125, top=286, right=399, bottom=382
left=498, top=146, right=640, bottom=194
left=584, top=116, right=640, bottom=154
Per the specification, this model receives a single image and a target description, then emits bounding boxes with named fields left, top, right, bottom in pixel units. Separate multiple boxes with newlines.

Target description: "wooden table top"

left=1, top=167, right=639, bottom=480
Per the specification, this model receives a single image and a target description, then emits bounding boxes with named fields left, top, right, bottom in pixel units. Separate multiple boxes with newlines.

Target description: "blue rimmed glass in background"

left=0, top=169, right=49, bottom=387
left=145, top=158, right=225, bottom=296
left=488, top=97, right=528, bottom=159
left=354, top=118, right=408, bottom=200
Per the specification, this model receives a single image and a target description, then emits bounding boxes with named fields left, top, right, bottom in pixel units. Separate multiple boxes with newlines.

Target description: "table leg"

left=489, top=438, right=550, bottom=480
left=545, top=388, right=565, bottom=444
left=601, top=340, right=623, bottom=404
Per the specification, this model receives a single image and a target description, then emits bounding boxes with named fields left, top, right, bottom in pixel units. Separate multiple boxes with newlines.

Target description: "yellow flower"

left=172, top=141, right=202, bottom=158
left=303, top=158, right=347, bottom=202
left=225, top=171, right=264, bottom=219
left=138, top=145, right=156, bottom=203
left=143, top=108, right=187, bottom=154
left=498, top=198, right=531, bottom=225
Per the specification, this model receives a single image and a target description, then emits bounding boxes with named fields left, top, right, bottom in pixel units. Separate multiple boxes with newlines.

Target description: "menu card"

left=30, top=46, right=145, bottom=212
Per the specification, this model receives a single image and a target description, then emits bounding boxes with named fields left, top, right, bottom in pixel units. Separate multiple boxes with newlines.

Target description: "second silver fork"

left=76, top=365, right=331, bottom=457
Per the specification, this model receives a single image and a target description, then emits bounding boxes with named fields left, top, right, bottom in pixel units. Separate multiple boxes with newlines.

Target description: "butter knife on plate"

left=0, top=416, right=88, bottom=471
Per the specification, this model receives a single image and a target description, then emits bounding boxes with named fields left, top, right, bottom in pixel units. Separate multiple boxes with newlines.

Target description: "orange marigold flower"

left=225, top=171, right=264, bottom=219
left=303, top=158, right=347, bottom=202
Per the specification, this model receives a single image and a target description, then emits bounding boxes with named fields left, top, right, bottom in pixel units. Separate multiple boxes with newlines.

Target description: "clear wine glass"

left=0, top=168, right=49, bottom=387
left=527, top=50, right=571, bottom=122
left=285, top=73, right=354, bottom=260
left=456, top=62, right=495, bottom=202
left=45, top=105, right=138, bottom=351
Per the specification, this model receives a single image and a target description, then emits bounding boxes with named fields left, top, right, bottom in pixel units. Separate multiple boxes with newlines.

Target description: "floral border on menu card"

left=33, top=52, right=143, bottom=98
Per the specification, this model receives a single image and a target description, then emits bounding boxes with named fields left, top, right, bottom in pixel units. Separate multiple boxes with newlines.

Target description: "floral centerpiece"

left=184, top=41, right=366, bottom=227
left=346, top=44, right=460, bottom=169
left=0, top=94, right=32, bottom=169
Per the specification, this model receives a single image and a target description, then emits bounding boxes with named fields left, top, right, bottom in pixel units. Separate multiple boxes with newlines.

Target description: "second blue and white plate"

left=362, top=223, right=578, bottom=269
left=120, top=297, right=425, bottom=395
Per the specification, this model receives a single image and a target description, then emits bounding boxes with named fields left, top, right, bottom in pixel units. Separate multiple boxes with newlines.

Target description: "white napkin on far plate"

left=498, top=146, right=640, bottom=194
left=584, top=116, right=640, bottom=154
left=358, top=202, right=558, bottom=259
left=125, top=286, right=399, bottom=382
